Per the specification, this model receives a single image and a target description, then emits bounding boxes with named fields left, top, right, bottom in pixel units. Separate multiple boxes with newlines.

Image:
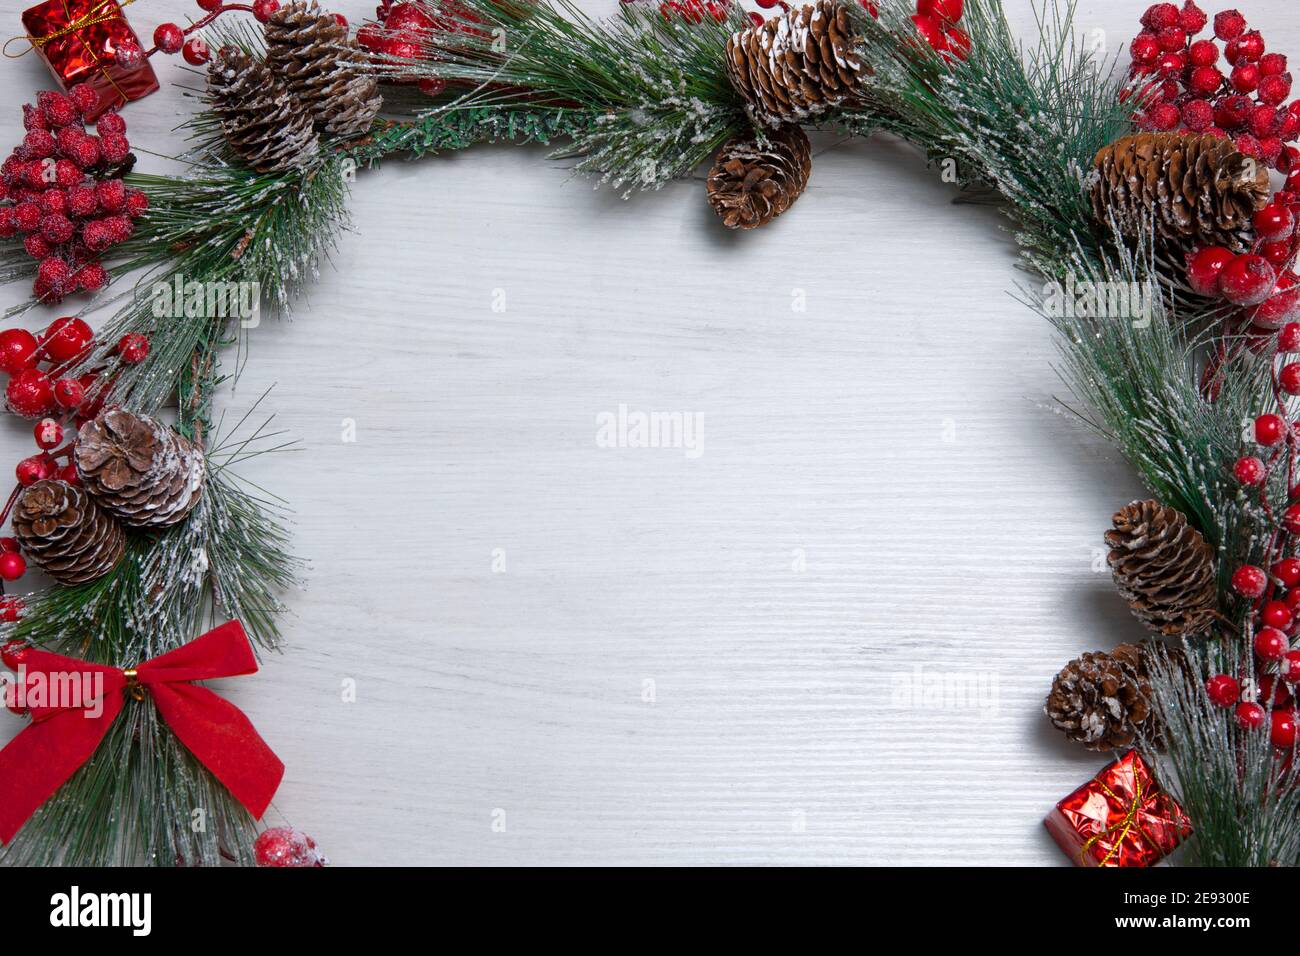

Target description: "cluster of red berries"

left=1129, top=3, right=1298, bottom=171
left=906, top=0, right=968, bottom=59
left=659, top=0, right=738, bottom=25
left=0, top=85, right=146, bottom=305
left=0, top=316, right=148, bottom=421
left=357, top=0, right=475, bottom=97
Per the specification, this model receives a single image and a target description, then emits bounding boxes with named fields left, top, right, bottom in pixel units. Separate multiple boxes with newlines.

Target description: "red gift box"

left=1045, top=750, right=1192, bottom=867
left=17, top=0, right=158, bottom=121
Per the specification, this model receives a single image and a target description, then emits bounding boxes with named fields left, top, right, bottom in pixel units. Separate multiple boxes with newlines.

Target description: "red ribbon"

left=0, top=620, right=283, bottom=843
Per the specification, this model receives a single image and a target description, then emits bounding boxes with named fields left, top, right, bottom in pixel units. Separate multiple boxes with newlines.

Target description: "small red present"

left=1045, top=750, right=1192, bottom=867
left=16, top=0, right=158, bottom=121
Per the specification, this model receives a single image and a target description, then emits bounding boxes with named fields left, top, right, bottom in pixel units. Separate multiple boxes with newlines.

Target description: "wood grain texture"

left=0, top=0, right=1297, bottom=865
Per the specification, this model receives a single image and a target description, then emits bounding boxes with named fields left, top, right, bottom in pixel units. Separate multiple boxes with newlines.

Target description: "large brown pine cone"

left=207, top=45, right=320, bottom=172
left=265, top=0, right=383, bottom=138
left=12, top=480, right=125, bottom=585
left=1090, top=132, right=1270, bottom=255
left=707, top=125, right=813, bottom=229
left=74, top=410, right=206, bottom=529
left=1106, top=500, right=1217, bottom=638
left=725, top=1, right=866, bottom=127
left=1045, top=642, right=1165, bottom=751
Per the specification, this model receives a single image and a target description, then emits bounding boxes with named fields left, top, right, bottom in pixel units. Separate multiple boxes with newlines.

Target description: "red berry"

left=1145, top=102, right=1181, bottom=130
left=38, top=213, right=74, bottom=245
left=1261, top=53, right=1288, bottom=76
left=1188, top=246, right=1238, bottom=294
left=75, top=262, right=107, bottom=292
left=253, top=0, right=280, bottom=22
left=1141, top=3, right=1179, bottom=30
left=24, top=234, right=52, bottom=261
left=23, top=129, right=54, bottom=160
left=6, top=369, right=54, bottom=418
left=0, top=539, right=17, bottom=555
left=1285, top=650, right=1300, bottom=682
left=332, top=12, right=349, bottom=28
left=1260, top=75, right=1292, bottom=108
left=1272, top=709, right=1298, bottom=748
left=40, top=92, right=78, bottom=128
left=0, top=552, right=25, bottom=583
left=1233, top=564, right=1269, bottom=598
left=81, top=220, right=113, bottom=252
left=1232, top=63, right=1261, bottom=93
left=43, top=318, right=93, bottom=362
left=1214, top=9, right=1246, bottom=41
left=102, top=214, right=132, bottom=244
left=1263, top=599, right=1294, bottom=630
left=117, top=333, right=149, bottom=364
left=1206, top=674, right=1241, bottom=707
left=123, top=189, right=148, bottom=219
left=1262, top=239, right=1295, bottom=269
left=1178, top=0, right=1206, bottom=33
left=33, top=417, right=62, bottom=450
left=253, top=826, right=325, bottom=867
left=1251, top=104, right=1279, bottom=138
left=1155, top=25, right=1185, bottom=52
left=1236, top=701, right=1267, bottom=729
left=153, top=23, right=185, bottom=55
left=0, top=599, right=23, bottom=625
left=68, top=83, right=99, bottom=117
left=95, top=112, right=125, bottom=137
left=1216, top=93, right=1253, bottom=129
left=57, top=462, right=79, bottom=485
left=1236, top=30, right=1265, bottom=63
left=1256, top=413, right=1286, bottom=445
left=14, top=454, right=49, bottom=487
left=0, top=329, right=39, bottom=374
left=1280, top=322, right=1300, bottom=352
left=95, top=179, right=125, bottom=213
left=1281, top=363, right=1300, bottom=394
left=1256, top=626, right=1290, bottom=660
left=1188, top=38, right=1217, bottom=66
left=53, top=158, right=82, bottom=188
left=52, top=376, right=84, bottom=410
left=14, top=202, right=41, bottom=233
left=1188, top=66, right=1224, bottom=95
left=1285, top=503, right=1300, bottom=534
left=1132, top=33, right=1160, bottom=65
left=182, top=37, right=210, bottom=65
left=197, top=0, right=223, bottom=10
left=1155, top=52, right=1185, bottom=77
left=99, top=135, right=129, bottom=166
left=1220, top=254, right=1277, bottom=305
left=1181, top=99, right=1215, bottom=131
left=910, top=13, right=945, bottom=50
left=1235, top=455, right=1266, bottom=485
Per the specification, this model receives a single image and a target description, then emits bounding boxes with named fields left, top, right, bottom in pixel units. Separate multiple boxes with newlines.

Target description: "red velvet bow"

left=0, top=620, right=282, bottom=843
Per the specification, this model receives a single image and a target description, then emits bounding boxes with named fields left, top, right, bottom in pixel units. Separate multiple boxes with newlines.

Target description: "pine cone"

left=1045, top=642, right=1164, bottom=750
left=207, top=45, right=320, bottom=173
left=74, top=410, right=206, bottom=529
left=265, top=0, right=383, bottom=138
left=12, top=480, right=125, bottom=585
left=1090, top=131, right=1270, bottom=255
left=725, top=1, right=866, bottom=127
left=1106, top=500, right=1217, bottom=637
left=707, top=125, right=813, bottom=229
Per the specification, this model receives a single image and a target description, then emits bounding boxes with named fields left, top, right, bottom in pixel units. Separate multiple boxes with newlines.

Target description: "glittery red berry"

left=0, top=600, right=23, bottom=625
left=99, top=135, right=129, bottom=166
left=124, top=189, right=148, bottom=218
left=81, top=219, right=112, bottom=252
left=253, top=0, right=280, bottom=22
left=1145, top=102, right=1181, bottom=130
left=6, top=368, right=54, bottom=418
left=1236, top=701, right=1266, bottom=729
left=1261, top=239, right=1294, bottom=268
left=1141, top=3, right=1179, bottom=31
left=1233, top=564, right=1269, bottom=598
left=0, top=208, right=14, bottom=239
left=38, top=213, right=74, bottom=245
left=1206, top=674, right=1240, bottom=707
left=1215, top=93, right=1253, bottom=129
left=1232, top=62, right=1261, bottom=93
left=1276, top=556, right=1300, bottom=586
left=103, top=215, right=132, bottom=244
left=54, top=158, right=82, bottom=188
left=95, top=111, right=125, bottom=137
left=1131, top=33, right=1160, bottom=65
left=21, top=104, right=46, bottom=132
left=1271, top=709, right=1298, bottom=748
left=40, top=92, right=78, bottom=128
left=95, top=178, right=125, bottom=212
left=1260, top=74, right=1293, bottom=107
left=1181, top=98, right=1215, bottom=130
left=1234, top=455, right=1266, bottom=485
left=13, top=201, right=40, bottom=233
left=1263, top=599, right=1294, bottom=630
left=1236, top=30, right=1265, bottom=63
left=1178, top=0, right=1206, bottom=34
left=68, top=83, right=99, bottom=117
left=1214, top=9, right=1247, bottom=42
left=117, top=333, right=149, bottom=364
left=182, top=37, right=211, bottom=65
left=0, top=329, right=38, bottom=374
left=1256, top=202, right=1296, bottom=241
left=153, top=22, right=185, bottom=55
left=1283, top=363, right=1300, bottom=395
left=66, top=184, right=97, bottom=217
left=254, top=827, right=326, bottom=867
left=76, top=262, right=107, bottom=291
left=52, top=376, right=84, bottom=410
left=1256, top=627, right=1289, bottom=660
left=1187, top=38, right=1217, bottom=66
left=41, top=315, right=92, bottom=362
left=1219, top=253, right=1277, bottom=305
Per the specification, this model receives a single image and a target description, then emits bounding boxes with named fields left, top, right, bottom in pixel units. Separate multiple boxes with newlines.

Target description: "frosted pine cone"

left=1090, top=132, right=1270, bottom=255
left=1045, top=643, right=1163, bottom=751
left=706, top=125, right=813, bottom=229
left=725, top=1, right=866, bottom=126
left=1106, top=500, right=1217, bottom=637
left=12, top=480, right=125, bottom=585
left=265, top=0, right=383, bottom=138
left=207, top=45, right=320, bottom=172
left=74, top=409, right=206, bottom=529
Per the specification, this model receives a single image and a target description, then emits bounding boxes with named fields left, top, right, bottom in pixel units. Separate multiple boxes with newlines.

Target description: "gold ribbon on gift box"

left=1078, top=764, right=1164, bottom=867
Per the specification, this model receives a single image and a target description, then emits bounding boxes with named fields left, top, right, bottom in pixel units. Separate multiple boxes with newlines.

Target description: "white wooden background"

left=1, top=0, right=1296, bottom=866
